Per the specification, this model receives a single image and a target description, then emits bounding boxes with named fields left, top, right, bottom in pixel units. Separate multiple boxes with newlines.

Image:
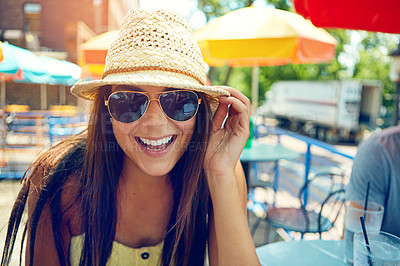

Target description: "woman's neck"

left=119, top=155, right=172, bottom=197
left=115, top=155, right=174, bottom=248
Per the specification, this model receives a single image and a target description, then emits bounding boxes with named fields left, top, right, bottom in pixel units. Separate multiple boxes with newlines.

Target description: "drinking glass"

left=354, top=231, right=400, bottom=265
left=344, top=200, right=384, bottom=264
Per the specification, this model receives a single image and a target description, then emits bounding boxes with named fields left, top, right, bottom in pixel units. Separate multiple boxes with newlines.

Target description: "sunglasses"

left=105, top=90, right=201, bottom=123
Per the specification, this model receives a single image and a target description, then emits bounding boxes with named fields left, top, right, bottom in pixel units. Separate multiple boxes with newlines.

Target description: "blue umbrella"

left=0, top=43, right=81, bottom=85
left=41, top=57, right=81, bottom=86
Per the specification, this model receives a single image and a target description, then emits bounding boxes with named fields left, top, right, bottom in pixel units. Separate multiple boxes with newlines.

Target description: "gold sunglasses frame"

left=104, top=90, right=202, bottom=123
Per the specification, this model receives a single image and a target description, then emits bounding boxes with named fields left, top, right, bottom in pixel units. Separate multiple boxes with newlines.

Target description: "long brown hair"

left=1, top=86, right=213, bottom=266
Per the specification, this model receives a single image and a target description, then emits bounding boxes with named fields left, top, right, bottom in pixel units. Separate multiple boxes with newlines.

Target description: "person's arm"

left=25, top=172, right=73, bottom=265
left=205, top=87, right=260, bottom=266
left=208, top=161, right=249, bottom=265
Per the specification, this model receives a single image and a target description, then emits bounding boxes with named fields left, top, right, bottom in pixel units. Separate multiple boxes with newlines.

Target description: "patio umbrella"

left=42, top=56, right=82, bottom=85
left=78, top=30, right=119, bottom=79
left=195, top=6, right=337, bottom=109
left=0, top=41, right=3, bottom=62
left=0, top=42, right=81, bottom=85
left=293, top=0, right=400, bottom=34
left=0, top=42, right=47, bottom=83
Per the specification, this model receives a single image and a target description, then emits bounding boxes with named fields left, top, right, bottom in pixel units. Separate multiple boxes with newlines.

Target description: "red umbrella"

left=293, top=0, right=400, bottom=34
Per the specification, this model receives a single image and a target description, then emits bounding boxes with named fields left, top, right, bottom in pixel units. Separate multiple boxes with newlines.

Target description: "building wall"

left=0, top=0, right=138, bottom=111
left=0, top=0, right=137, bottom=52
left=4, top=83, right=77, bottom=110
left=0, top=0, right=26, bottom=30
left=40, top=0, right=100, bottom=51
left=109, top=0, right=140, bottom=29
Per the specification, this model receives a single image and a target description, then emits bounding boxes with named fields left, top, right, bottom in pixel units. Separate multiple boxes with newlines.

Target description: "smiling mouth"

left=136, top=135, right=175, bottom=151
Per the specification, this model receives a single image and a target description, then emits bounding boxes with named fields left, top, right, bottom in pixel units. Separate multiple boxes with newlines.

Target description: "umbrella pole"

left=224, top=66, right=233, bottom=85
left=0, top=78, right=5, bottom=110
left=40, top=84, right=47, bottom=110
left=59, top=85, right=66, bottom=105
left=251, top=65, right=259, bottom=114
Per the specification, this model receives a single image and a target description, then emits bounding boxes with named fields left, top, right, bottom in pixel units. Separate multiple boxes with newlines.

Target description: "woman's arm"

left=205, top=87, right=260, bottom=266
left=208, top=161, right=254, bottom=265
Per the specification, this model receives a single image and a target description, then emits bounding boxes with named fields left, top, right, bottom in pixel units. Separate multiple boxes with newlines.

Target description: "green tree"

left=197, top=0, right=249, bottom=21
left=353, top=32, right=398, bottom=115
left=267, top=0, right=291, bottom=11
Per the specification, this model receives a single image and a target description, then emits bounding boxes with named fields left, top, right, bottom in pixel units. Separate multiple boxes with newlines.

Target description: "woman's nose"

left=141, top=99, right=169, bottom=126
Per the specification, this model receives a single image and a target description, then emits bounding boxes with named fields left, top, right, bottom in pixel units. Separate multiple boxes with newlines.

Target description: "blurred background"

left=0, top=0, right=399, bottom=261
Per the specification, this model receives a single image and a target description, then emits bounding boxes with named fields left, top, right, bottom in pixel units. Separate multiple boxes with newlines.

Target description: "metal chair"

left=262, top=171, right=346, bottom=241
left=47, top=115, right=87, bottom=146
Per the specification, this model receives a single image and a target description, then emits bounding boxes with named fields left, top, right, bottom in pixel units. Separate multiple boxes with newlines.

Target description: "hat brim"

left=71, top=70, right=230, bottom=102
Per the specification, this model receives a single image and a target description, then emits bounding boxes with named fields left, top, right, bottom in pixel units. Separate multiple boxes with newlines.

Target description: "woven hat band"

left=102, top=66, right=205, bottom=85
left=102, top=70, right=204, bottom=88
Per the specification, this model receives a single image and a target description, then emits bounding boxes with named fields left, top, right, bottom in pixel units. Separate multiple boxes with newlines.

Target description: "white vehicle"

left=262, top=80, right=383, bottom=142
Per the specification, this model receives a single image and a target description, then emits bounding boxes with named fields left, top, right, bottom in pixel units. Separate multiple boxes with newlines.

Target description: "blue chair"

left=47, top=115, right=87, bottom=145
left=0, top=111, right=46, bottom=179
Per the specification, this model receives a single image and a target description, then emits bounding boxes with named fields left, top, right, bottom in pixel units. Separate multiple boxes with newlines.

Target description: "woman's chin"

left=139, top=162, right=175, bottom=178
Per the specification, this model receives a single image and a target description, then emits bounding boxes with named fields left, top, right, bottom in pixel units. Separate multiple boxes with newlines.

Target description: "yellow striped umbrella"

left=194, top=6, right=337, bottom=108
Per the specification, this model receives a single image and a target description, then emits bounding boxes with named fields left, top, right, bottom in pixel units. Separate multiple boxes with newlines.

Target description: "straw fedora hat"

left=71, top=9, right=230, bottom=102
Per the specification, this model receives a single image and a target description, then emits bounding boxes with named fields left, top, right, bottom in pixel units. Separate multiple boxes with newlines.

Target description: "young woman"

left=1, top=9, right=260, bottom=266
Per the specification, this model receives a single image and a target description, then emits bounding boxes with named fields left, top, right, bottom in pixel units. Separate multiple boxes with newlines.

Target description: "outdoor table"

left=240, top=140, right=300, bottom=195
left=256, top=240, right=345, bottom=266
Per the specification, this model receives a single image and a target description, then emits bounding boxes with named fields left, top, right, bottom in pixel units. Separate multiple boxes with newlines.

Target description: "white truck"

left=262, top=80, right=383, bottom=143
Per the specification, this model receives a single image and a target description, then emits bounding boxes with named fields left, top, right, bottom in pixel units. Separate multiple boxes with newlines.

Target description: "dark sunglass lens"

left=160, top=91, right=199, bottom=121
left=109, top=92, right=148, bottom=123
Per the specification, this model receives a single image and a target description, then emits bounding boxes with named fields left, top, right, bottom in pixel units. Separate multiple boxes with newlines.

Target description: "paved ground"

left=0, top=134, right=357, bottom=263
left=0, top=180, right=24, bottom=265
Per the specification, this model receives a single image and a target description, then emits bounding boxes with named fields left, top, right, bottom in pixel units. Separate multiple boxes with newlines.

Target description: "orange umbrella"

left=78, top=30, right=119, bottom=79
left=0, top=41, right=3, bottom=62
left=195, top=6, right=337, bottom=108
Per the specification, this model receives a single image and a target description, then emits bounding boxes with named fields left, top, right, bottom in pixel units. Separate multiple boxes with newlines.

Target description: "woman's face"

left=110, top=85, right=197, bottom=177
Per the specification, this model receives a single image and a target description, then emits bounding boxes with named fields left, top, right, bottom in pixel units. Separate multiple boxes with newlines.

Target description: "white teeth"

left=139, top=136, right=173, bottom=147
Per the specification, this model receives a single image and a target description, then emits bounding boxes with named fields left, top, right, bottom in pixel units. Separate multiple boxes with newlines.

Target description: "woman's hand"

left=203, top=86, right=251, bottom=178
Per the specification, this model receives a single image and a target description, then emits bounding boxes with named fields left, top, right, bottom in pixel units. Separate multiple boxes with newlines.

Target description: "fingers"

left=218, top=87, right=251, bottom=117
left=217, top=86, right=251, bottom=117
left=211, top=86, right=251, bottom=133
left=220, top=97, right=250, bottom=133
left=212, top=100, right=229, bottom=132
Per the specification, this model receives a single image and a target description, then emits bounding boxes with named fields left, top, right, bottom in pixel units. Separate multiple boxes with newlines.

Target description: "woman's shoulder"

left=28, top=169, right=83, bottom=232
left=28, top=138, right=84, bottom=194
left=27, top=138, right=85, bottom=233
left=61, top=173, right=83, bottom=235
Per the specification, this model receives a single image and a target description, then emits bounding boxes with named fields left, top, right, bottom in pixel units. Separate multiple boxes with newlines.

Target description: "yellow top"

left=69, top=234, right=165, bottom=266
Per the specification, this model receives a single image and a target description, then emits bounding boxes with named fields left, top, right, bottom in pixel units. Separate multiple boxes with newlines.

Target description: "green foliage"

left=197, top=0, right=249, bottom=21
left=267, top=0, right=291, bottom=11
left=353, top=32, right=398, bottom=113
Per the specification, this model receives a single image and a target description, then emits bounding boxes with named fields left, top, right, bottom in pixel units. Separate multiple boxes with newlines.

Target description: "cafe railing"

left=254, top=124, right=354, bottom=206
left=0, top=110, right=87, bottom=179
